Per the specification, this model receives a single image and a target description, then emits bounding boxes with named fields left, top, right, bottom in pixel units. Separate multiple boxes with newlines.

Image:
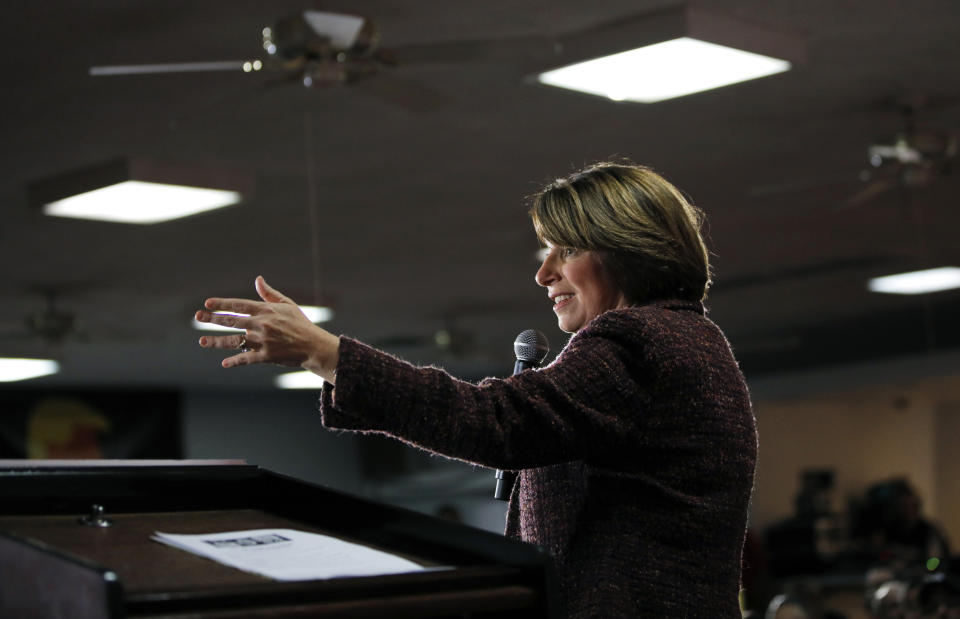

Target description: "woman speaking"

left=196, top=161, right=757, bottom=617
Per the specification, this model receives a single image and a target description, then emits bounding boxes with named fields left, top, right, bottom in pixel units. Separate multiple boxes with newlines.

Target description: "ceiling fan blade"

left=387, top=35, right=554, bottom=65
left=839, top=178, right=895, bottom=209
left=89, top=61, right=254, bottom=76
left=384, top=8, right=725, bottom=66
left=354, top=73, right=453, bottom=114
left=746, top=172, right=857, bottom=198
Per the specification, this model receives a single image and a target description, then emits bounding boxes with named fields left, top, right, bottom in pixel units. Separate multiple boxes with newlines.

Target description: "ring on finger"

left=238, top=335, right=248, bottom=351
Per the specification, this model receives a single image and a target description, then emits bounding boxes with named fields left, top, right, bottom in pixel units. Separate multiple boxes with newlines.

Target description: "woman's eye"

left=536, top=246, right=578, bottom=262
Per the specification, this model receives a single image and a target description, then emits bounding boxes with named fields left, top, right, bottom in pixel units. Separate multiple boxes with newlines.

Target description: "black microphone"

left=494, top=329, right=550, bottom=501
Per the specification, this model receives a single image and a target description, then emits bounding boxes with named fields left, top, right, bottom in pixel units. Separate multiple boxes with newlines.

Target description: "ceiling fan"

left=369, top=314, right=487, bottom=359
left=0, top=290, right=83, bottom=348
left=89, top=10, right=469, bottom=113
left=748, top=96, right=958, bottom=208
left=839, top=97, right=958, bottom=208
left=90, top=11, right=396, bottom=88
left=0, top=286, right=147, bottom=351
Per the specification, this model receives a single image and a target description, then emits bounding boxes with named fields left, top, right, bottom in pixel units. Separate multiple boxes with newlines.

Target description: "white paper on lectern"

left=152, top=528, right=427, bottom=581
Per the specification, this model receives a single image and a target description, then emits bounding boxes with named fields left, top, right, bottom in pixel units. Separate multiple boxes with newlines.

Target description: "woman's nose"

left=535, top=254, right=558, bottom=287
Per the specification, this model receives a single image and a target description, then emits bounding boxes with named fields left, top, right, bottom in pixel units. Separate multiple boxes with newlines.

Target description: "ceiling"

left=2, top=0, right=959, bottom=392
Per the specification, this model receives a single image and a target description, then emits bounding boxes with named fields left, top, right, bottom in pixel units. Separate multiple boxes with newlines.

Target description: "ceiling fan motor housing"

left=265, top=12, right=378, bottom=62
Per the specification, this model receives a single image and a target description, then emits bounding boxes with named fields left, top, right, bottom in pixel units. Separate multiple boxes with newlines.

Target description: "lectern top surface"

left=0, top=508, right=439, bottom=593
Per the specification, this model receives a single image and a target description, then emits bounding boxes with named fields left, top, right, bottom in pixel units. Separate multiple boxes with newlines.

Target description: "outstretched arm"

left=195, top=275, right=340, bottom=383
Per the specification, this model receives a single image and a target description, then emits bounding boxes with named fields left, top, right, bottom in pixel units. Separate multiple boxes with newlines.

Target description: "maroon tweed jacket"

left=320, top=300, right=757, bottom=618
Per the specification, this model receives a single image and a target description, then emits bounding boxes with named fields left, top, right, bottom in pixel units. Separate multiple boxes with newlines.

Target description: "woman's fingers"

left=219, top=350, right=261, bottom=368
left=255, top=275, right=293, bottom=304
left=195, top=309, right=252, bottom=330
left=198, top=333, right=248, bottom=350
left=197, top=277, right=333, bottom=373
left=203, top=297, right=264, bottom=315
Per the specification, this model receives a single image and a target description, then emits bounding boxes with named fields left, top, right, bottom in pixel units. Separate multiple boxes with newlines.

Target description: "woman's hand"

left=196, top=276, right=339, bottom=383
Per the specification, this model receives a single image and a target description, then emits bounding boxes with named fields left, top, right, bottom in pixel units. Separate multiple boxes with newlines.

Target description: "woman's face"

left=535, top=243, right=628, bottom=333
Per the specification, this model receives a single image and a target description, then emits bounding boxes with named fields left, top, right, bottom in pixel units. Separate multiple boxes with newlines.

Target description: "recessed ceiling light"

left=537, top=37, right=791, bottom=103
left=28, top=158, right=251, bottom=225
left=43, top=181, right=241, bottom=224
left=192, top=306, right=334, bottom=332
left=301, top=306, right=335, bottom=323
left=275, top=370, right=326, bottom=389
left=0, top=358, right=60, bottom=382
left=868, top=267, right=960, bottom=295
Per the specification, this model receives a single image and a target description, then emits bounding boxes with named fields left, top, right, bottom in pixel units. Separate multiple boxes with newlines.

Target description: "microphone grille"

left=514, top=329, right=550, bottom=364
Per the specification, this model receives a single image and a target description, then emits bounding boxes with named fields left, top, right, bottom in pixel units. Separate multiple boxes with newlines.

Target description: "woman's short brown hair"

left=529, top=161, right=711, bottom=303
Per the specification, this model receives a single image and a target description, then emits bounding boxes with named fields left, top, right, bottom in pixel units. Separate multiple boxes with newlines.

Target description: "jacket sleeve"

left=319, top=327, right=648, bottom=470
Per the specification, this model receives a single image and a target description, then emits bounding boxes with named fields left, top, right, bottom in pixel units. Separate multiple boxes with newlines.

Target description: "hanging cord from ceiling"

left=303, top=109, right=324, bottom=308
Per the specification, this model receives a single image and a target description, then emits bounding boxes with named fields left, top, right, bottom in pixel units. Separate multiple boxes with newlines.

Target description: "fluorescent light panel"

left=868, top=267, right=960, bottom=295
left=537, top=37, right=790, bottom=103
left=0, top=358, right=60, bottom=382
left=299, top=306, right=335, bottom=323
left=192, top=306, right=334, bottom=332
left=275, top=371, right=327, bottom=389
left=43, top=180, right=241, bottom=224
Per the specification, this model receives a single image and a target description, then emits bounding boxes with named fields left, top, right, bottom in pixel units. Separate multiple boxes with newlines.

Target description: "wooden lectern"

left=0, top=461, right=557, bottom=618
